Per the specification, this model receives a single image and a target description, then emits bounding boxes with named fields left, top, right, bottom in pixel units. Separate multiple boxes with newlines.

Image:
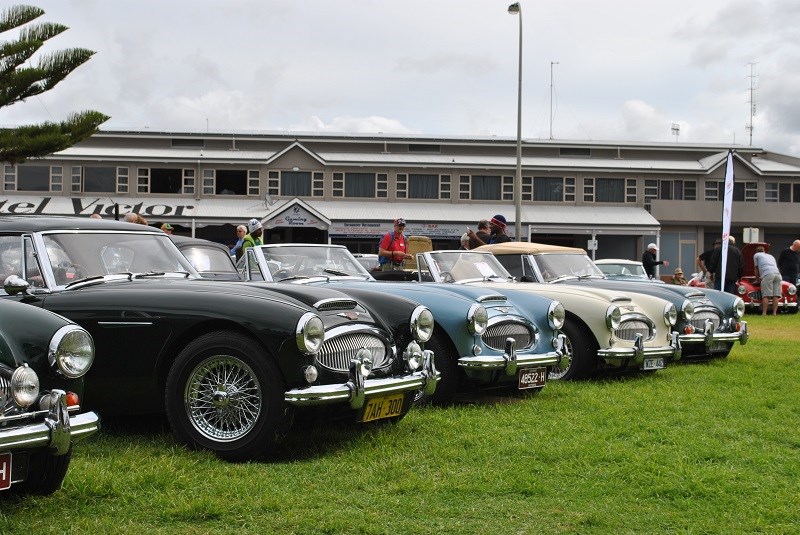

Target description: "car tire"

left=12, top=447, right=72, bottom=495
left=413, top=333, right=459, bottom=406
left=549, top=320, right=597, bottom=381
left=165, top=331, right=291, bottom=462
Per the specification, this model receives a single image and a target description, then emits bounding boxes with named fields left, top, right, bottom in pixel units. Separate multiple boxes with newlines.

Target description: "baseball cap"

left=161, top=223, right=173, bottom=231
left=647, top=243, right=658, bottom=250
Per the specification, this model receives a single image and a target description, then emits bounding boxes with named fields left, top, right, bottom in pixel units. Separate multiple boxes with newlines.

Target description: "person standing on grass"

left=753, top=245, right=782, bottom=315
left=777, top=239, right=800, bottom=284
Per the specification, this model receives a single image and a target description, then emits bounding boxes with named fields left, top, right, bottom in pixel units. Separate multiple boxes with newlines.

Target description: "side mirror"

left=3, top=275, right=30, bottom=296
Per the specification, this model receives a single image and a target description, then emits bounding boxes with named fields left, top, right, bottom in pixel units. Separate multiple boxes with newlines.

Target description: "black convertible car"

left=0, top=217, right=437, bottom=461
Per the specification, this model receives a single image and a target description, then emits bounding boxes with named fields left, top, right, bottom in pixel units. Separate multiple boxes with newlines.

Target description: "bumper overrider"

left=0, top=390, right=100, bottom=455
left=597, top=332, right=680, bottom=364
left=458, top=335, right=566, bottom=376
left=679, top=319, right=749, bottom=347
left=284, top=349, right=440, bottom=408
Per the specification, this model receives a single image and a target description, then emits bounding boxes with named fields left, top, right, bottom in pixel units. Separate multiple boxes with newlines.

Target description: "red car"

left=736, top=242, right=798, bottom=314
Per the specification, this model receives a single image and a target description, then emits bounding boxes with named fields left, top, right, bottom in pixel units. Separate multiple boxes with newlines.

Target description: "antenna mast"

left=550, top=61, right=559, bottom=140
left=746, top=62, right=758, bottom=146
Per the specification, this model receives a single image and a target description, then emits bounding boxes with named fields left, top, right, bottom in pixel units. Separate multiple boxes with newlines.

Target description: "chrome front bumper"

left=458, top=335, right=565, bottom=376
left=285, top=350, right=439, bottom=408
left=0, top=390, right=100, bottom=455
left=680, top=319, right=748, bottom=348
left=597, top=332, right=680, bottom=363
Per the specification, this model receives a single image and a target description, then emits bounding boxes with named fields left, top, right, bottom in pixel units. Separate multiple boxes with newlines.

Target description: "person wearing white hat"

left=642, top=242, right=669, bottom=279
left=241, top=218, right=264, bottom=255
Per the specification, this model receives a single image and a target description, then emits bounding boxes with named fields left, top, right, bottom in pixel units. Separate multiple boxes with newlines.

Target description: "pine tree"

left=0, top=4, right=108, bottom=164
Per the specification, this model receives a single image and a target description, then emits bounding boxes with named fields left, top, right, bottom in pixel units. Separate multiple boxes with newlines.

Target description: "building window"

left=137, top=168, right=150, bottom=193
left=534, top=177, right=565, bottom=202
left=377, top=173, right=388, bottom=198
left=459, top=175, right=470, bottom=200
left=3, top=165, right=15, bottom=191
left=440, top=174, right=450, bottom=200
left=706, top=180, right=757, bottom=202
left=313, top=172, right=324, bottom=197
left=333, top=172, right=344, bottom=197
left=71, top=166, right=82, bottom=192
left=216, top=169, right=247, bottom=195
left=82, top=166, right=118, bottom=193
left=281, top=171, right=311, bottom=196
left=765, top=182, right=800, bottom=203
left=522, top=176, right=532, bottom=202
left=408, top=174, right=438, bottom=199
left=16, top=164, right=50, bottom=191
left=149, top=168, right=184, bottom=194
left=397, top=174, right=408, bottom=199
left=51, top=166, right=62, bottom=192
left=560, top=147, right=591, bottom=157
left=596, top=178, right=626, bottom=203
left=583, top=177, right=594, bottom=202
left=626, top=179, right=637, bottom=203
left=471, top=175, right=501, bottom=201
left=181, top=169, right=193, bottom=195
left=408, top=144, right=441, bottom=153
left=268, top=171, right=279, bottom=197
left=172, top=138, right=204, bottom=148
left=502, top=175, right=514, bottom=201
left=248, top=170, right=260, bottom=196
left=344, top=172, right=375, bottom=198
left=203, top=169, right=215, bottom=195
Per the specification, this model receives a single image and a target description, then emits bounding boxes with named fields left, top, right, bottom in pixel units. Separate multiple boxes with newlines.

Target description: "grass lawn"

left=2, top=314, right=798, bottom=534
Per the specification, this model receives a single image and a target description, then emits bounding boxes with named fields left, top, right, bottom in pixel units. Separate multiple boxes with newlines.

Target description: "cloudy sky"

left=5, top=0, right=800, bottom=156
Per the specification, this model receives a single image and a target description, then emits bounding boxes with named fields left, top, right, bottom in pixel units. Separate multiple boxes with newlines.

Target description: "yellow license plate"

left=360, top=393, right=405, bottom=422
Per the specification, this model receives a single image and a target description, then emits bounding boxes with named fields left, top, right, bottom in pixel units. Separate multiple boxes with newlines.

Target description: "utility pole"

left=746, top=62, right=758, bottom=146
left=549, top=61, right=559, bottom=140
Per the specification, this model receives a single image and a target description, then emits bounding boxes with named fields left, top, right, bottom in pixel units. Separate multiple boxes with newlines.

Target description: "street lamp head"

left=508, top=2, right=521, bottom=14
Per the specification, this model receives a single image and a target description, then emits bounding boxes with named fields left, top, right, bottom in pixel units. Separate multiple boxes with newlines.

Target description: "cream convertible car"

left=416, top=250, right=681, bottom=380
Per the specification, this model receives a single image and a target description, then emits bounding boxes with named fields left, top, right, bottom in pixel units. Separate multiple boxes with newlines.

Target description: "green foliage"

left=0, top=4, right=108, bottom=163
left=1, top=315, right=798, bottom=533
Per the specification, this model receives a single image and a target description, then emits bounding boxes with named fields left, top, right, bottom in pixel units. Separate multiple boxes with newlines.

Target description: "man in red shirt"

left=378, top=218, right=412, bottom=270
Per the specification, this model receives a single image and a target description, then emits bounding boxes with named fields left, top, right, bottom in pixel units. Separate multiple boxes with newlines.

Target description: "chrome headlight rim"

left=737, top=285, right=747, bottom=295
left=11, top=365, right=40, bottom=408
left=467, top=304, right=489, bottom=335
left=733, top=297, right=745, bottom=319
left=48, top=325, right=95, bottom=379
left=787, top=284, right=797, bottom=296
left=403, top=341, right=424, bottom=371
left=605, top=305, right=621, bottom=331
left=664, top=302, right=678, bottom=326
left=548, top=301, right=566, bottom=331
left=681, top=300, right=694, bottom=321
left=410, top=305, right=434, bottom=343
left=296, top=312, right=325, bottom=355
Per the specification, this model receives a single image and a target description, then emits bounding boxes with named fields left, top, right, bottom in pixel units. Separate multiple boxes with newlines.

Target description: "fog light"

left=11, top=365, right=39, bottom=408
left=403, top=341, right=423, bottom=371
left=472, top=344, right=481, bottom=356
left=303, top=365, right=318, bottom=384
left=356, top=348, right=373, bottom=376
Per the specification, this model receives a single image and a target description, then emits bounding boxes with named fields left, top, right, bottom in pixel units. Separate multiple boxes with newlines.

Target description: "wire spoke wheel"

left=185, top=355, right=262, bottom=441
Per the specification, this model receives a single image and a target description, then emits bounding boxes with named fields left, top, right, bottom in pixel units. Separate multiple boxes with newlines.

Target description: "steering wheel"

left=440, top=271, right=454, bottom=283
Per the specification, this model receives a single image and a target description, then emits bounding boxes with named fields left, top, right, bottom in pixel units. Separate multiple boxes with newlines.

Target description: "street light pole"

left=508, top=2, right=523, bottom=242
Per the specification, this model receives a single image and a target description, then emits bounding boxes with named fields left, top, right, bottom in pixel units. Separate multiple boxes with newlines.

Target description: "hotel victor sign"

left=0, top=196, right=197, bottom=217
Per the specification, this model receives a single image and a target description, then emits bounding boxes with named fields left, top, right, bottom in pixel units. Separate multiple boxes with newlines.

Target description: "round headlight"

left=467, top=304, right=489, bottom=335
left=49, top=325, right=95, bottom=378
left=733, top=297, right=745, bottom=319
left=11, top=365, right=39, bottom=408
left=605, top=306, right=621, bottom=331
left=403, top=341, right=424, bottom=371
left=410, top=306, right=434, bottom=343
left=737, top=285, right=747, bottom=295
left=787, top=284, right=797, bottom=296
left=548, top=301, right=565, bottom=330
left=664, top=302, right=678, bottom=326
left=296, top=313, right=325, bottom=355
left=681, top=300, right=694, bottom=321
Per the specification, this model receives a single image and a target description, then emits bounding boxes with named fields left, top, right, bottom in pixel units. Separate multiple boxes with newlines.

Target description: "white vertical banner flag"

left=720, top=150, right=735, bottom=287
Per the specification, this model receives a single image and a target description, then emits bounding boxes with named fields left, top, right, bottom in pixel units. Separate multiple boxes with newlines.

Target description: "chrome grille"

left=314, top=299, right=358, bottom=311
left=481, top=322, right=535, bottom=350
left=689, top=309, right=721, bottom=331
left=748, top=290, right=762, bottom=302
left=317, top=332, right=389, bottom=372
left=0, top=375, right=9, bottom=406
left=616, top=319, right=652, bottom=341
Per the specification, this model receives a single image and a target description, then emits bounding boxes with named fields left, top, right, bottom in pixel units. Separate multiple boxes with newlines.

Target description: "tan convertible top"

left=475, top=242, right=587, bottom=255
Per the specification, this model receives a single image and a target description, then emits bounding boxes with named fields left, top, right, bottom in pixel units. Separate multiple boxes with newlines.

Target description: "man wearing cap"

left=160, top=223, right=174, bottom=235
left=468, top=214, right=512, bottom=246
left=671, top=268, right=688, bottom=285
left=642, top=243, right=669, bottom=279
left=242, top=218, right=264, bottom=255
left=378, top=218, right=412, bottom=271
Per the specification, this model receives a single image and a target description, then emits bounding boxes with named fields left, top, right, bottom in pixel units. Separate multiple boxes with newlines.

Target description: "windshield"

left=257, top=245, right=371, bottom=280
left=182, top=245, right=237, bottom=275
left=597, top=262, right=649, bottom=279
left=425, top=251, right=511, bottom=282
left=534, top=253, right=605, bottom=281
left=41, top=232, right=197, bottom=285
